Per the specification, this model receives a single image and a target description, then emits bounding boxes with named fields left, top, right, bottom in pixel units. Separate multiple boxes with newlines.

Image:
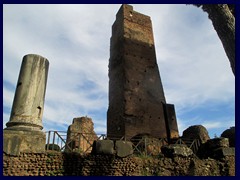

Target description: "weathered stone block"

left=115, top=140, right=133, bottom=157
left=221, top=127, right=235, bottom=147
left=212, top=147, right=235, bottom=159
left=161, top=144, right=193, bottom=158
left=206, top=138, right=229, bottom=150
left=3, top=129, right=46, bottom=155
left=93, top=140, right=114, bottom=155
left=182, top=125, right=210, bottom=143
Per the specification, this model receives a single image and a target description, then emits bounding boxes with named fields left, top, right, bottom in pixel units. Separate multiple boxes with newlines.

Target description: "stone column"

left=4, top=54, right=49, bottom=155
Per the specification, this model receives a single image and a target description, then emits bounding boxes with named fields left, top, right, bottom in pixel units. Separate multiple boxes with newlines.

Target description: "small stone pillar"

left=65, top=117, right=98, bottom=153
left=4, top=54, right=49, bottom=155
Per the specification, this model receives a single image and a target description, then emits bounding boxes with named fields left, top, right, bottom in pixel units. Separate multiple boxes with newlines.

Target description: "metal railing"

left=45, top=131, right=201, bottom=156
left=130, top=136, right=168, bottom=156
left=171, top=138, right=201, bottom=154
left=45, top=131, right=106, bottom=154
left=45, top=131, right=67, bottom=151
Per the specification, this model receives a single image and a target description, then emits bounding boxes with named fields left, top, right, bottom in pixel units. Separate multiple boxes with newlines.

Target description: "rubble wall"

left=3, top=152, right=235, bottom=176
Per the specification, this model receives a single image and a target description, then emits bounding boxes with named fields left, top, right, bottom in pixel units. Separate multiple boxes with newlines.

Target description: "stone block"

left=182, top=125, right=210, bottom=143
left=212, top=147, right=235, bottom=159
left=115, top=140, right=133, bottom=157
left=206, top=138, right=229, bottom=150
left=221, top=127, right=235, bottom=147
left=3, top=129, right=46, bottom=155
left=161, top=144, right=193, bottom=158
left=92, top=140, right=114, bottom=155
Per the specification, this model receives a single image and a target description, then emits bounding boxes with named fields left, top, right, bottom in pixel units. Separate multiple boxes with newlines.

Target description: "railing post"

left=57, top=136, right=59, bottom=148
left=52, top=131, right=56, bottom=150
left=46, top=131, right=51, bottom=150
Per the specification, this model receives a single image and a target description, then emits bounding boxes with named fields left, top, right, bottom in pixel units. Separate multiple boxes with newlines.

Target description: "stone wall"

left=3, top=152, right=235, bottom=176
left=3, top=152, right=141, bottom=176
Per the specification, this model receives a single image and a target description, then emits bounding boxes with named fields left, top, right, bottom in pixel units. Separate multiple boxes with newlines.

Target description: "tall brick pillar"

left=107, top=4, right=179, bottom=140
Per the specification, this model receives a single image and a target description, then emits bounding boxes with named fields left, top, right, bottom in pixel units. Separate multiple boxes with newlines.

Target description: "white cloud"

left=177, top=116, right=235, bottom=138
left=202, top=120, right=235, bottom=130
left=3, top=4, right=234, bottom=137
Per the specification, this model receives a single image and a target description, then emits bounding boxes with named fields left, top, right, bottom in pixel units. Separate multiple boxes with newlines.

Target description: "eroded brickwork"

left=3, top=152, right=235, bottom=176
left=107, top=4, right=179, bottom=140
left=66, top=117, right=98, bottom=153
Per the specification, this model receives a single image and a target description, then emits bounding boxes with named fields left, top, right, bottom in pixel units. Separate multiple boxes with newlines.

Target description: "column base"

left=3, top=129, right=46, bottom=155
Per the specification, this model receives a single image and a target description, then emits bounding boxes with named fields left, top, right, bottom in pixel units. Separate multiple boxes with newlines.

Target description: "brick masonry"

left=3, top=152, right=235, bottom=176
left=107, top=4, right=179, bottom=140
left=66, top=117, right=98, bottom=153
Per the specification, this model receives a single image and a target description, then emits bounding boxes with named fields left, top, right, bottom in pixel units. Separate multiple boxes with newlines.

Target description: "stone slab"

left=115, top=140, right=133, bottom=157
left=3, top=129, right=46, bottom=155
left=161, top=144, right=193, bottom=158
left=93, top=140, right=114, bottom=155
left=206, top=138, right=229, bottom=150
left=212, top=147, right=235, bottom=159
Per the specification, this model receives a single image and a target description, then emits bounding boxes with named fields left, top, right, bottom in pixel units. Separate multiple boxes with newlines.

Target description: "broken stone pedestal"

left=3, top=130, right=46, bottom=155
left=3, top=54, right=49, bottom=155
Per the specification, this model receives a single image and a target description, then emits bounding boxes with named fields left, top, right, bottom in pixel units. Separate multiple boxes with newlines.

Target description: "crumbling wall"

left=3, top=152, right=141, bottom=176
left=140, top=156, right=235, bottom=176
left=66, top=117, right=98, bottom=153
left=3, top=152, right=235, bottom=176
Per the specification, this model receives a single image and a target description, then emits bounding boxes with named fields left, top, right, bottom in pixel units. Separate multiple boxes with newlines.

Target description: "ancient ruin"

left=182, top=125, right=210, bottom=143
left=221, top=127, right=235, bottom=147
left=107, top=4, right=179, bottom=140
left=3, top=4, right=235, bottom=176
left=65, top=117, right=98, bottom=153
left=3, top=54, right=49, bottom=155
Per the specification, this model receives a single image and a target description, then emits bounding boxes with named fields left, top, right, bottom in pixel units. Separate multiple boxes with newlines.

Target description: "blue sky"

left=3, top=4, right=235, bottom=138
